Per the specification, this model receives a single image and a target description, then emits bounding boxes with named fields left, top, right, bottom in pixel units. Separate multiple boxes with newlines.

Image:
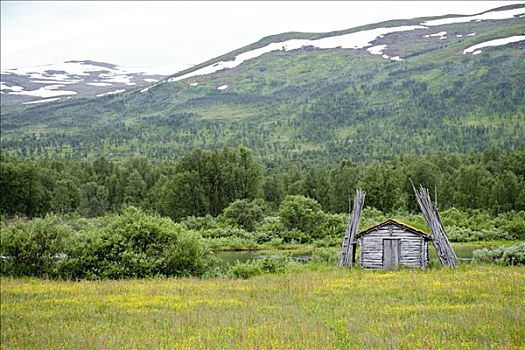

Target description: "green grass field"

left=2, top=265, right=524, bottom=349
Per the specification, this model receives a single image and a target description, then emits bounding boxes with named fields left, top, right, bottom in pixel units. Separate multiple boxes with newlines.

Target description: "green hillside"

left=1, top=5, right=524, bottom=165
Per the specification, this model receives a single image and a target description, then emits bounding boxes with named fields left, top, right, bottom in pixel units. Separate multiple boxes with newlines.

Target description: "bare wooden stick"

left=413, top=184, right=458, bottom=267
left=338, top=189, right=365, bottom=268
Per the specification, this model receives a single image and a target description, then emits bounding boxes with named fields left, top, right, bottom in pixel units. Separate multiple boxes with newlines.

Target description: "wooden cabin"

left=356, top=220, right=431, bottom=269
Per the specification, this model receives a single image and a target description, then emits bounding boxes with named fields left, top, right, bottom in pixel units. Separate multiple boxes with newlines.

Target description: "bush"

left=267, top=237, right=284, bottom=247
left=260, top=257, right=288, bottom=273
left=280, top=229, right=312, bottom=244
left=472, top=243, right=525, bottom=265
left=360, top=207, right=387, bottom=229
left=219, top=199, right=266, bottom=232
left=278, top=195, right=326, bottom=235
left=0, top=214, right=70, bottom=277
left=314, top=213, right=346, bottom=239
left=495, top=211, right=525, bottom=240
left=203, top=237, right=257, bottom=250
left=1, top=207, right=211, bottom=279
left=440, top=207, right=469, bottom=228
left=256, top=221, right=285, bottom=236
left=82, top=207, right=209, bottom=278
left=311, top=248, right=339, bottom=264
left=199, top=227, right=253, bottom=240
left=228, top=260, right=262, bottom=279
left=227, top=257, right=288, bottom=279
left=446, top=226, right=510, bottom=242
left=180, top=215, right=217, bottom=231
left=313, top=236, right=342, bottom=247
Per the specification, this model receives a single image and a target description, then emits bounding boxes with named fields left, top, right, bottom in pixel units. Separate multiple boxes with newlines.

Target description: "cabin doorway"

left=383, top=239, right=401, bottom=269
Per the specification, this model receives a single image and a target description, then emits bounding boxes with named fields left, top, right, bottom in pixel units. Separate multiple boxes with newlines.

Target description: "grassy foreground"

left=1, top=266, right=524, bottom=349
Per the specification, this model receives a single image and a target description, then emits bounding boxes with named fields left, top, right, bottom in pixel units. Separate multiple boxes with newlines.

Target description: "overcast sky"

left=1, top=1, right=522, bottom=69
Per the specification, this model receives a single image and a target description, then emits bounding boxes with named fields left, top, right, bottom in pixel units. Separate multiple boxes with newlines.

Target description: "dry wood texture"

left=338, top=189, right=365, bottom=268
left=359, top=224, right=429, bottom=269
left=413, top=184, right=458, bottom=267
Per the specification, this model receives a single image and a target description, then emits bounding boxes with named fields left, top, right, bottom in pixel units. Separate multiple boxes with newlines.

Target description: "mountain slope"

left=0, top=60, right=190, bottom=106
left=1, top=5, right=524, bottom=164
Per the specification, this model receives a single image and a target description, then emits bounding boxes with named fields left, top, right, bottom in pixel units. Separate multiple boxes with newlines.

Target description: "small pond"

left=214, top=242, right=499, bottom=267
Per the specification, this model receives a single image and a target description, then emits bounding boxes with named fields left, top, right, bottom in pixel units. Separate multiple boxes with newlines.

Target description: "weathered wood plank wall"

left=359, top=224, right=428, bottom=269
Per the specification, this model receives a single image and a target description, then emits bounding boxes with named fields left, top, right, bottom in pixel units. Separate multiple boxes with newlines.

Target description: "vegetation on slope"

left=1, top=15, right=524, bottom=163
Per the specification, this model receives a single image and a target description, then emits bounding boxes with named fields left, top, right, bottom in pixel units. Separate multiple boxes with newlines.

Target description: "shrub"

left=228, top=260, right=262, bottom=279
left=314, top=213, right=346, bottom=239
left=313, top=236, right=342, bottom=247
left=251, top=231, right=272, bottom=244
left=256, top=221, right=286, bottom=236
left=260, top=257, right=288, bottom=273
left=1, top=207, right=211, bottom=279
left=440, top=207, right=469, bottom=228
left=446, top=226, right=510, bottom=242
left=473, top=243, right=525, bottom=265
left=203, top=237, right=257, bottom=250
left=180, top=215, right=217, bottom=231
left=219, top=199, right=267, bottom=232
left=267, top=237, right=284, bottom=247
left=199, top=227, right=253, bottom=239
left=311, top=248, right=339, bottom=264
left=278, top=195, right=326, bottom=235
left=0, top=214, right=71, bottom=277
left=281, top=229, right=312, bottom=244
left=360, top=207, right=387, bottom=230
left=82, top=207, right=209, bottom=278
left=227, top=257, right=288, bottom=279
left=495, top=211, right=525, bottom=240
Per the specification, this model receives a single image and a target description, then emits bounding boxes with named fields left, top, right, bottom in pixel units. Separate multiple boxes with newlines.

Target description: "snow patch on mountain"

left=0, top=83, right=24, bottom=92
left=463, top=35, right=525, bottom=55
left=367, top=45, right=388, bottom=55
left=23, top=97, right=61, bottom=105
left=166, top=25, right=425, bottom=84
left=1, top=60, right=190, bottom=105
left=421, top=7, right=524, bottom=26
left=31, top=80, right=79, bottom=85
left=96, top=89, right=126, bottom=97
left=10, top=85, right=77, bottom=98
left=424, top=31, right=447, bottom=39
left=217, top=84, right=228, bottom=90
left=87, top=82, right=113, bottom=87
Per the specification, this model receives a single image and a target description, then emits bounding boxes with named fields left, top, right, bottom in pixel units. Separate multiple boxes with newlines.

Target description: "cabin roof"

left=356, top=219, right=431, bottom=240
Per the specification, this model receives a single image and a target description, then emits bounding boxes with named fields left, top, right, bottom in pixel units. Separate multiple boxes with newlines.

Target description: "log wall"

left=359, top=223, right=428, bottom=269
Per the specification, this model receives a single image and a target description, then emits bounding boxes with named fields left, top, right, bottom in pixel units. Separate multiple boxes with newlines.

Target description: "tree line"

left=1, top=146, right=524, bottom=220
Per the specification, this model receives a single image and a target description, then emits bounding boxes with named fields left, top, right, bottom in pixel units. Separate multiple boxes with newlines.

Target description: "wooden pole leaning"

left=338, top=189, right=365, bottom=268
left=413, top=184, right=458, bottom=267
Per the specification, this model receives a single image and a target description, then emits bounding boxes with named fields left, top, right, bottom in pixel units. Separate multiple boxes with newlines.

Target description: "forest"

left=2, top=146, right=524, bottom=219
left=2, top=146, right=525, bottom=279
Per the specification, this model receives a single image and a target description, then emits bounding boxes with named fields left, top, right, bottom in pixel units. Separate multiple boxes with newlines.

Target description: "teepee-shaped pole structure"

left=338, top=189, right=365, bottom=268
left=413, top=184, right=458, bottom=267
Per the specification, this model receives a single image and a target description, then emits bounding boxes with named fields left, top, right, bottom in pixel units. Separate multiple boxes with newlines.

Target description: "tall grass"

left=2, top=265, right=524, bottom=349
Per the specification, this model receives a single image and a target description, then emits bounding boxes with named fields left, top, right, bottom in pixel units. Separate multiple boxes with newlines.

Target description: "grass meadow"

left=1, top=265, right=524, bottom=349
